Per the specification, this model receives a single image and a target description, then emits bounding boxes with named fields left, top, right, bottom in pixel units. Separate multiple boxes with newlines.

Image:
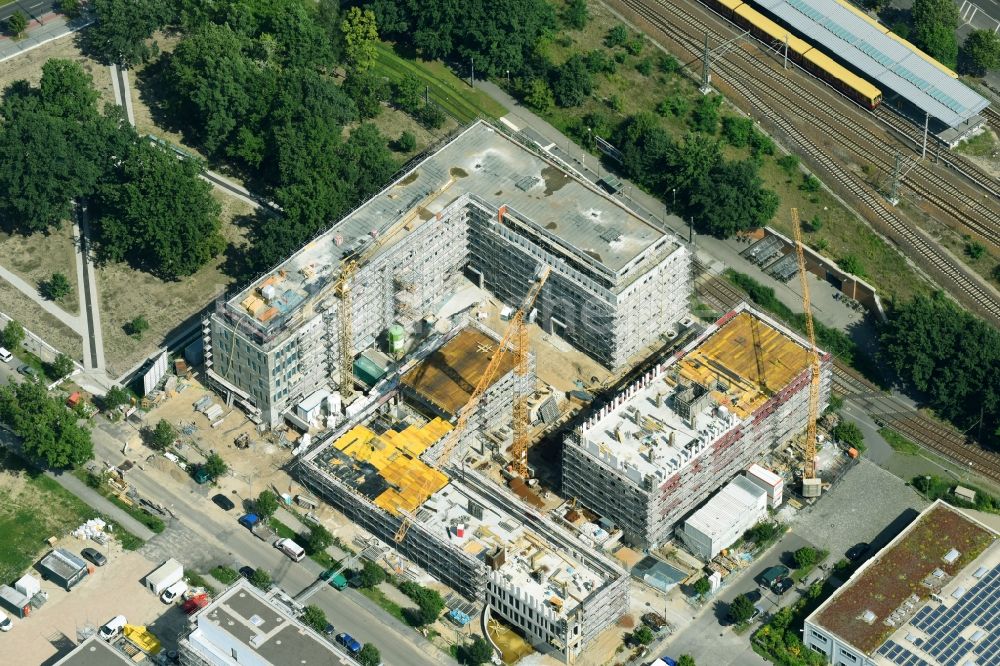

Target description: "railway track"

left=619, top=0, right=1000, bottom=323
left=694, top=269, right=1000, bottom=482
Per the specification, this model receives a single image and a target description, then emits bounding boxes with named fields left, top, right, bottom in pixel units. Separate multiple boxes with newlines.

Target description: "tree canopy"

left=256, top=489, right=280, bottom=518
left=1, top=320, right=24, bottom=350
left=729, top=593, right=756, bottom=624
left=0, top=380, right=93, bottom=469
left=880, top=292, right=1000, bottom=445
left=911, top=0, right=960, bottom=69
left=961, top=30, right=1000, bottom=76
left=84, top=0, right=174, bottom=66
left=358, top=644, right=381, bottom=666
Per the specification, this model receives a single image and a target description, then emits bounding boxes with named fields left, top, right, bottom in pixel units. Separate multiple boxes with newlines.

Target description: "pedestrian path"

left=49, top=470, right=157, bottom=541
left=0, top=12, right=91, bottom=65
left=0, top=262, right=84, bottom=334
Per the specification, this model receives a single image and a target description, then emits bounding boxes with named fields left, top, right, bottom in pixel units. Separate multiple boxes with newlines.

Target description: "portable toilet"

left=388, top=324, right=406, bottom=354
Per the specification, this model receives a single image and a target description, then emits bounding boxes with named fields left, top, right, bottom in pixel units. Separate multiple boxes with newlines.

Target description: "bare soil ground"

left=0, top=224, right=80, bottom=314
left=98, top=192, right=253, bottom=377
left=0, top=279, right=81, bottom=359
left=0, top=32, right=114, bottom=108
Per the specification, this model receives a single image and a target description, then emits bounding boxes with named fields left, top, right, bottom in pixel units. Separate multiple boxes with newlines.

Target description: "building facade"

left=563, top=304, right=832, bottom=549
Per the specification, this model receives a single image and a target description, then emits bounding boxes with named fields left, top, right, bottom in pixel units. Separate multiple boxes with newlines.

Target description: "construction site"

left=203, top=120, right=690, bottom=428
left=563, top=302, right=833, bottom=550
left=295, top=324, right=629, bottom=662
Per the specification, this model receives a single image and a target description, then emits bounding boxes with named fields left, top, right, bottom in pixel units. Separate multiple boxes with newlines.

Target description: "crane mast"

left=791, top=208, right=823, bottom=498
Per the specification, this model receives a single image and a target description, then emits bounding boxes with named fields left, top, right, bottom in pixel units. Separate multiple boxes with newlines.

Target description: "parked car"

left=212, top=494, right=236, bottom=511
left=99, top=615, right=127, bottom=641
left=323, top=623, right=335, bottom=637
left=239, top=566, right=256, bottom=581
left=336, top=632, right=362, bottom=655
left=161, top=580, right=188, bottom=604
left=16, top=365, right=38, bottom=380
left=772, top=578, right=794, bottom=595
left=846, top=542, right=870, bottom=562
left=0, top=611, right=11, bottom=632
left=80, top=548, right=107, bottom=567
left=758, top=565, right=790, bottom=588
left=745, top=589, right=762, bottom=604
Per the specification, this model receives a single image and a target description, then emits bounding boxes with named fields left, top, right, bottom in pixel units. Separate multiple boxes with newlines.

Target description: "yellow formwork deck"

left=331, top=419, right=451, bottom=516
left=677, top=311, right=812, bottom=419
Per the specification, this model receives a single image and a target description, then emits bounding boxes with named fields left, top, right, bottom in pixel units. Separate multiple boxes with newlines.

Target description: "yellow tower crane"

left=395, top=265, right=552, bottom=543
left=791, top=208, right=823, bottom=498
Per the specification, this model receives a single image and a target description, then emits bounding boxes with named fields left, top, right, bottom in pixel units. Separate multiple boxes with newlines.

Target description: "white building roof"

left=747, top=463, right=782, bottom=488
left=684, top=476, right=767, bottom=541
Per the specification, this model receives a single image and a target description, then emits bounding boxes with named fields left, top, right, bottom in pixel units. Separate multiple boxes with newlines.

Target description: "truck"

left=320, top=569, right=348, bottom=590
left=145, top=559, right=184, bottom=596
left=238, top=513, right=277, bottom=542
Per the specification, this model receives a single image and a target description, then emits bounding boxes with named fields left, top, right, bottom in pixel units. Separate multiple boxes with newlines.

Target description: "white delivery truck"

left=275, top=538, right=305, bottom=562
left=145, top=559, right=184, bottom=596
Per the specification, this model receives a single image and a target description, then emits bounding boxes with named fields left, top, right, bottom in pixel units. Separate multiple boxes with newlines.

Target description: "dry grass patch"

left=0, top=279, right=81, bottom=359
left=0, top=224, right=80, bottom=314
left=368, top=107, right=459, bottom=162
left=98, top=191, right=252, bottom=376
left=0, top=32, right=114, bottom=108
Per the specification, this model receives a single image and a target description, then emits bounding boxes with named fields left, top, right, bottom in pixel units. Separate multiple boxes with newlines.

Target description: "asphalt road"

left=87, top=424, right=447, bottom=666
left=0, top=0, right=53, bottom=22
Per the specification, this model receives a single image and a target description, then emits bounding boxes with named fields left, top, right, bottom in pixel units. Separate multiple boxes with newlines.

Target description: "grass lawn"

left=0, top=224, right=80, bottom=315
left=374, top=42, right=507, bottom=122
left=368, top=106, right=460, bottom=162
left=0, top=278, right=81, bottom=360
left=537, top=0, right=932, bottom=305
left=879, top=427, right=920, bottom=455
left=0, top=453, right=96, bottom=582
left=359, top=585, right=407, bottom=624
left=955, top=130, right=997, bottom=158
left=0, top=32, right=115, bottom=109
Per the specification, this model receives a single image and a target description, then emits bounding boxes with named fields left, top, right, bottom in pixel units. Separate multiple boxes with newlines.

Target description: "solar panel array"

left=876, top=564, right=1000, bottom=666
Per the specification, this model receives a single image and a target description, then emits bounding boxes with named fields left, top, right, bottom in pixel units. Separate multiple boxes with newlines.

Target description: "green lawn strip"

left=210, top=565, right=239, bottom=584
left=268, top=517, right=297, bottom=540
left=359, top=585, right=407, bottom=623
left=268, top=516, right=339, bottom=568
left=185, top=570, right=217, bottom=595
left=879, top=427, right=920, bottom=455
left=374, top=43, right=506, bottom=121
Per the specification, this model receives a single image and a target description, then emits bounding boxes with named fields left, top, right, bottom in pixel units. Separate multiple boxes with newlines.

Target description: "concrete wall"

left=803, top=620, right=875, bottom=666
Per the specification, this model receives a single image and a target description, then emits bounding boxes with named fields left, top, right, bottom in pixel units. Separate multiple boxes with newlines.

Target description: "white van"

left=99, top=615, right=127, bottom=641
left=275, top=538, right=306, bottom=562
left=160, top=580, right=188, bottom=604
left=0, top=347, right=12, bottom=363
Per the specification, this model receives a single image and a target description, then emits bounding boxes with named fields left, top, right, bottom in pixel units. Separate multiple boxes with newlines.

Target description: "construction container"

left=146, top=559, right=184, bottom=596
left=847, top=447, right=859, bottom=459
left=0, top=586, right=30, bottom=618
left=388, top=324, right=406, bottom=354
left=14, top=575, right=40, bottom=598
left=37, top=549, right=89, bottom=591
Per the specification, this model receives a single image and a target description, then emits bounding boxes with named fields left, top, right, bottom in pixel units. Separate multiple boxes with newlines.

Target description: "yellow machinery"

left=791, top=209, right=823, bottom=498
left=395, top=265, right=552, bottom=542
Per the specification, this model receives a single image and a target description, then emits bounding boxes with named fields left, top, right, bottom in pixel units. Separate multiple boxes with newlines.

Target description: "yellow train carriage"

left=802, top=48, right=882, bottom=108
left=734, top=3, right=813, bottom=59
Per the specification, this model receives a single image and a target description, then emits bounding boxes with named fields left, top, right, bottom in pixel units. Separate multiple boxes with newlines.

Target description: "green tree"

left=41, top=273, right=72, bottom=300
left=458, top=636, right=494, bottom=666
left=343, top=70, right=389, bottom=119
left=800, top=174, right=821, bottom=192
left=127, top=315, right=149, bottom=339
left=149, top=419, right=176, bottom=451
left=0, top=380, right=93, bottom=468
left=832, top=420, right=865, bottom=451
left=94, top=141, right=223, bottom=279
left=690, top=159, right=779, bottom=237
left=721, top=116, right=754, bottom=148
left=524, top=78, right=555, bottom=112
left=307, top=523, right=333, bottom=555
left=7, top=11, right=27, bottom=38
left=84, top=0, right=173, bottom=66
left=48, top=353, right=75, bottom=379
left=399, top=581, right=445, bottom=626
left=1, top=320, right=24, bottom=350
left=678, top=657, right=697, bottom=666
left=395, top=130, right=417, bottom=152
left=250, top=568, right=272, bottom=590
left=563, top=0, right=589, bottom=29
left=632, top=625, right=654, bottom=645
left=605, top=24, right=628, bottom=48
left=692, top=576, right=711, bottom=596
left=391, top=76, right=424, bottom=114
left=358, top=644, right=381, bottom=666
left=550, top=54, right=592, bottom=107
left=301, top=604, right=328, bottom=632
left=203, top=452, right=228, bottom=480
left=729, top=593, right=756, bottom=624
left=911, top=0, right=960, bottom=68
left=342, top=6, right=379, bottom=73
left=689, top=95, right=722, bottom=134
left=256, top=489, right=280, bottom=519
left=59, top=0, right=82, bottom=18
left=961, top=30, right=1000, bottom=76
left=359, top=560, right=387, bottom=588
left=838, top=253, right=866, bottom=277
left=794, top=546, right=819, bottom=568
left=102, top=385, right=131, bottom=410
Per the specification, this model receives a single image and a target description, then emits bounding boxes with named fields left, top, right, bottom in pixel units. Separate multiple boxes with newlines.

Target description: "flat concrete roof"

left=683, top=476, right=766, bottom=540
left=809, top=501, right=998, bottom=657
left=54, top=637, right=134, bottom=666
left=401, top=327, right=517, bottom=415
left=185, top=580, right=350, bottom=665
left=226, top=121, right=673, bottom=336
left=752, top=0, right=989, bottom=128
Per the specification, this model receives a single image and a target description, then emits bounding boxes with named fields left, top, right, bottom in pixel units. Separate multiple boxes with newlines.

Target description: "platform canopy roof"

left=752, top=0, right=990, bottom=128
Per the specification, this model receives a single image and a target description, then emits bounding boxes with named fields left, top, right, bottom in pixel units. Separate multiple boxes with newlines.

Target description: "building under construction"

left=204, top=120, right=690, bottom=426
left=562, top=303, right=832, bottom=549
left=296, top=328, right=628, bottom=661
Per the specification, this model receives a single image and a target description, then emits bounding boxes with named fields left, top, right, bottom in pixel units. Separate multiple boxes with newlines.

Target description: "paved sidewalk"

left=48, top=469, right=157, bottom=540
left=0, top=262, right=84, bottom=334
left=0, top=12, right=92, bottom=65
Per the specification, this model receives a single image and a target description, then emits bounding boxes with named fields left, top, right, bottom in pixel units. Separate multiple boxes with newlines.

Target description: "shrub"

left=605, top=25, right=628, bottom=48
left=776, top=154, right=799, bottom=175
left=210, top=566, right=239, bottom=584
left=302, top=605, right=328, bottom=632
left=635, top=58, right=653, bottom=76
left=799, top=173, right=821, bottom=192
left=794, top=546, right=819, bottom=568
left=966, top=241, right=986, bottom=260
